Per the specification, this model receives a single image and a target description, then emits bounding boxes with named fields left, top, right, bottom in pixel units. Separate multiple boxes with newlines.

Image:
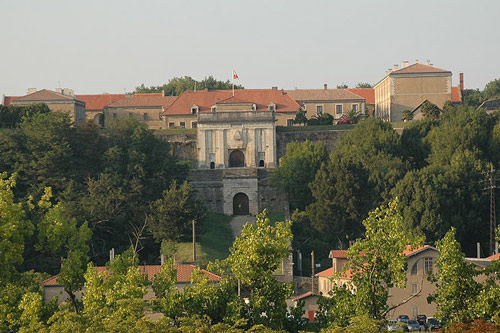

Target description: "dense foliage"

left=135, top=75, right=244, bottom=95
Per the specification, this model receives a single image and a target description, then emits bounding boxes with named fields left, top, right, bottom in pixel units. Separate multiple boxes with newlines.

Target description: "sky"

left=1, top=0, right=499, bottom=98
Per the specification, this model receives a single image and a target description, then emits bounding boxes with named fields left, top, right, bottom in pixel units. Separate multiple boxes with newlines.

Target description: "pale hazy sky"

left=1, top=0, right=499, bottom=98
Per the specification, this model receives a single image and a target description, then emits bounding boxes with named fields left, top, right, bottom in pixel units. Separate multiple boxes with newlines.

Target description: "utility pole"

left=192, top=220, right=196, bottom=262
left=489, top=164, right=497, bottom=256
left=311, top=251, right=315, bottom=293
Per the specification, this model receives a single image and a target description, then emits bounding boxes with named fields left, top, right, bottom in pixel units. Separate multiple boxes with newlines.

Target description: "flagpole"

left=232, top=70, right=234, bottom=97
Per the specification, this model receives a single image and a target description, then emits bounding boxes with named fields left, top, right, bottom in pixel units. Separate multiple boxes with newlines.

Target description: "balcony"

left=198, top=111, right=275, bottom=124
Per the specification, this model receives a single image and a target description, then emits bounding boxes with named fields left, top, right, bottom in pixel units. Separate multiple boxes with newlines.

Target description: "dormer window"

left=252, top=104, right=257, bottom=111
left=268, top=103, right=276, bottom=111
left=211, top=105, right=217, bottom=112
left=191, top=105, right=199, bottom=114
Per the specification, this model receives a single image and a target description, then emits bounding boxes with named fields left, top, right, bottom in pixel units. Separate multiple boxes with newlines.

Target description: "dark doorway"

left=229, top=150, right=245, bottom=167
left=259, top=160, right=265, bottom=167
left=210, top=162, right=215, bottom=169
left=233, top=192, right=249, bottom=215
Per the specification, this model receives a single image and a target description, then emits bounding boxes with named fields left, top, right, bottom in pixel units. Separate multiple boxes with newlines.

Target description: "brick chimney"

left=459, top=73, right=464, bottom=91
left=393, top=64, right=399, bottom=71
left=324, top=83, right=328, bottom=90
left=27, top=88, right=37, bottom=94
left=402, top=60, right=409, bottom=68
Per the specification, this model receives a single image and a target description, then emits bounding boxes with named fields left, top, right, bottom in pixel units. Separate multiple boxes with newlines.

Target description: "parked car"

left=387, top=320, right=408, bottom=331
left=426, top=317, right=442, bottom=331
left=407, top=320, right=421, bottom=331
left=397, top=315, right=410, bottom=323
left=416, top=315, right=427, bottom=330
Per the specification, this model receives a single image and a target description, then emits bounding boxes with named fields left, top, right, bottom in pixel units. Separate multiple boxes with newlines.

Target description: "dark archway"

left=229, top=150, right=245, bottom=168
left=233, top=192, right=249, bottom=215
left=259, top=160, right=265, bottom=167
left=210, top=162, right=215, bottom=169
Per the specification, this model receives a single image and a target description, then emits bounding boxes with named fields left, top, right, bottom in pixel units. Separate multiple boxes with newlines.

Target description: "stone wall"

left=156, top=133, right=198, bottom=165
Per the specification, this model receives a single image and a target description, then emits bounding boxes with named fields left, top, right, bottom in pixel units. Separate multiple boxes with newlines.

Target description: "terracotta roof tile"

left=2, top=96, right=20, bottom=106
left=329, top=250, right=348, bottom=259
left=163, top=89, right=301, bottom=115
left=292, top=291, right=314, bottom=301
left=286, top=89, right=364, bottom=101
left=106, top=95, right=178, bottom=109
left=76, top=94, right=125, bottom=111
left=13, top=89, right=79, bottom=102
left=315, top=267, right=353, bottom=279
left=391, top=63, right=451, bottom=75
left=487, top=253, right=500, bottom=260
left=451, top=86, right=462, bottom=102
left=41, top=264, right=220, bottom=286
left=347, top=88, right=375, bottom=104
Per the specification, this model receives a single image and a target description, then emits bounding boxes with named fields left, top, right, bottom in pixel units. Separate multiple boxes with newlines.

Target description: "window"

left=191, top=121, right=197, bottom=128
left=352, top=104, right=358, bottom=112
left=112, top=113, right=117, bottom=119
left=191, top=105, right=198, bottom=114
left=168, top=122, right=174, bottom=128
left=252, top=104, right=257, bottom=111
left=268, top=103, right=276, bottom=111
left=287, top=119, right=294, bottom=127
left=259, top=160, right=265, bottom=167
left=335, top=105, right=343, bottom=115
left=411, top=283, right=418, bottom=295
left=211, top=106, right=217, bottom=112
left=424, top=257, right=433, bottom=274
left=143, top=113, right=147, bottom=120
left=316, top=105, right=323, bottom=115
left=411, top=262, right=418, bottom=275
left=411, top=307, right=419, bottom=319
left=180, top=122, right=186, bottom=128
left=210, top=162, right=215, bottom=169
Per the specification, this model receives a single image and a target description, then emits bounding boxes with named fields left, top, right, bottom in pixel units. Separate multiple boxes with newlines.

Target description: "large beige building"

left=286, top=87, right=366, bottom=121
left=9, top=88, right=86, bottom=125
left=374, top=61, right=462, bottom=122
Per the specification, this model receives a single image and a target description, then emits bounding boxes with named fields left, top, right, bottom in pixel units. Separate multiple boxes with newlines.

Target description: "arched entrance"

left=229, top=150, right=245, bottom=168
left=233, top=192, right=249, bottom=215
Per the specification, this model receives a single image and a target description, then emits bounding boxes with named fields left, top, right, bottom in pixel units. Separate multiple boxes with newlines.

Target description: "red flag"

left=232, top=70, right=239, bottom=79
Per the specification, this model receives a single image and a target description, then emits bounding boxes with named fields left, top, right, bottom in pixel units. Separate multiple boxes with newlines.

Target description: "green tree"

left=211, top=210, right=293, bottom=330
left=337, top=84, right=349, bottom=89
left=293, top=108, right=307, bottom=125
left=307, top=113, right=334, bottom=125
left=355, top=82, right=372, bottom=88
left=270, top=140, right=327, bottom=211
left=316, top=284, right=356, bottom=328
left=462, top=88, right=483, bottom=107
left=135, top=75, right=244, bottom=95
left=402, top=109, right=413, bottom=121
left=0, top=103, right=51, bottom=128
left=483, top=78, right=500, bottom=101
left=147, top=180, right=205, bottom=243
left=421, top=101, right=441, bottom=120
left=428, top=227, right=480, bottom=323
left=343, top=199, right=424, bottom=320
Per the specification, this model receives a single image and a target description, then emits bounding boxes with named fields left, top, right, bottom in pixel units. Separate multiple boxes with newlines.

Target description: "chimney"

left=323, top=83, right=328, bottom=90
left=393, top=64, right=399, bottom=71
left=109, top=248, right=115, bottom=262
left=56, top=88, right=63, bottom=94
left=459, top=73, right=464, bottom=91
left=386, top=69, right=392, bottom=75
left=426, top=59, right=431, bottom=66
left=477, top=242, right=481, bottom=259
left=161, top=254, right=165, bottom=265
left=402, top=60, right=409, bottom=68
left=62, top=88, right=74, bottom=96
left=27, top=88, right=37, bottom=94
left=415, top=59, right=419, bottom=64
left=271, top=86, right=278, bottom=90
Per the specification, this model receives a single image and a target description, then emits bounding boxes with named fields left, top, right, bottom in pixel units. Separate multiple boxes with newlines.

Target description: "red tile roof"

left=41, top=264, right=220, bottom=286
left=391, top=63, right=451, bottom=75
left=451, top=86, right=462, bottom=102
left=106, top=95, right=177, bottom=109
left=286, top=89, right=364, bottom=101
left=76, top=94, right=125, bottom=111
left=163, top=89, right=301, bottom=115
left=487, top=253, right=500, bottom=260
left=2, top=96, right=20, bottom=106
left=315, top=267, right=354, bottom=279
left=347, top=88, right=375, bottom=104
left=12, top=89, right=79, bottom=103
left=329, top=250, right=348, bottom=259
left=292, top=291, right=314, bottom=301
left=403, top=245, right=437, bottom=257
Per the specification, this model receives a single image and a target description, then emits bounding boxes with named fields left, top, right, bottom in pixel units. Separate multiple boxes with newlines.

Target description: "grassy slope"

left=174, top=212, right=234, bottom=266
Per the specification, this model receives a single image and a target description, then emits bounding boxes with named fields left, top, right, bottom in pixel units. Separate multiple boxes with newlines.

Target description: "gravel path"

left=229, top=215, right=256, bottom=238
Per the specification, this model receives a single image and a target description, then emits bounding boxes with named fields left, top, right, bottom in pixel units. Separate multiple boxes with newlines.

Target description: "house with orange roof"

left=286, top=85, right=366, bottom=122
left=76, top=93, right=125, bottom=125
left=104, top=93, right=177, bottom=129
left=41, top=263, right=221, bottom=304
left=374, top=60, right=463, bottom=122
left=9, top=88, right=86, bottom=125
left=315, top=245, right=440, bottom=320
